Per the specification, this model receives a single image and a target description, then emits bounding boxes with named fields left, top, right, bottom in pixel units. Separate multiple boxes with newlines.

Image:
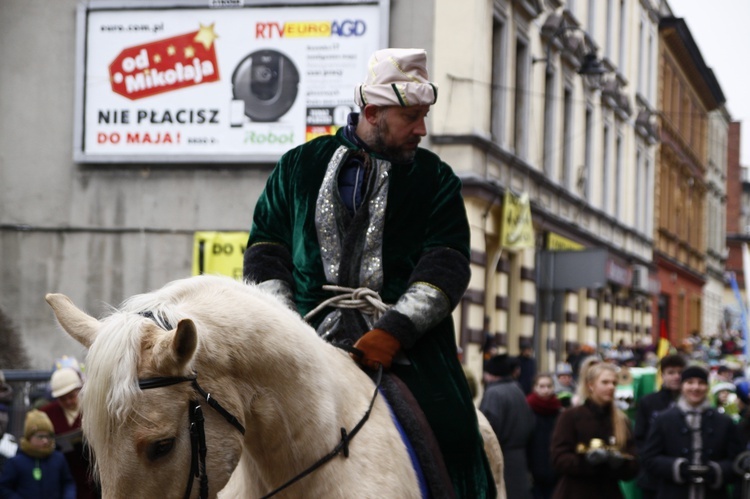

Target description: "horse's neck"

left=234, top=335, right=372, bottom=485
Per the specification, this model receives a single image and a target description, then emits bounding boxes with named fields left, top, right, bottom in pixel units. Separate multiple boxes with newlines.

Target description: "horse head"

left=46, top=289, right=247, bottom=499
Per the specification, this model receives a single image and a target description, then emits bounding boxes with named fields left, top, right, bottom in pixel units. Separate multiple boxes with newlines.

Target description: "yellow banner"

left=500, top=191, right=535, bottom=249
left=546, top=232, right=584, bottom=251
left=192, top=231, right=249, bottom=280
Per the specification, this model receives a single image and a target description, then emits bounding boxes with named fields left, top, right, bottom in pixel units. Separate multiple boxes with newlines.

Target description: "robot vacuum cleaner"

left=232, top=49, right=300, bottom=122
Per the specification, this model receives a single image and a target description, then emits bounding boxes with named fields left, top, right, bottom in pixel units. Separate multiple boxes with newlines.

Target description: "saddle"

left=375, top=371, right=457, bottom=499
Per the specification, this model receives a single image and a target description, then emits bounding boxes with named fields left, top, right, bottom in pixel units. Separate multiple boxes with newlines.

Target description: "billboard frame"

left=72, top=0, right=390, bottom=164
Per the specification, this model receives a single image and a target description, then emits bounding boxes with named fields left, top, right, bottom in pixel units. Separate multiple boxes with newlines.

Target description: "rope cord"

left=303, top=285, right=391, bottom=323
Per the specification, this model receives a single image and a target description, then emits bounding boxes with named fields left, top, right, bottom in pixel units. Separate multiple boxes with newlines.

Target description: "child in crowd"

left=0, top=409, right=76, bottom=499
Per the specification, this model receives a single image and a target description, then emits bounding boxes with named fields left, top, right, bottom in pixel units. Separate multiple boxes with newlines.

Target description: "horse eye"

left=147, top=438, right=175, bottom=461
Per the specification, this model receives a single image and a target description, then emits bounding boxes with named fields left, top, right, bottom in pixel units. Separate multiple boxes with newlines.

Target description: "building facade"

left=654, top=15, right=724, bottom=345
left=431, top=0, right=660, bottom=373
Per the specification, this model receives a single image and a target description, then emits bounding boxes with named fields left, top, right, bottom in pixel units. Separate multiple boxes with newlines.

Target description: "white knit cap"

left=50, top=367, right=82, bottom=398
left=354, top=48, right=438, bottom=107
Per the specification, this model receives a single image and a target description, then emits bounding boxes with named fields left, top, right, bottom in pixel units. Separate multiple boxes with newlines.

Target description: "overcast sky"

left=668, top=0, right=750, bottom=165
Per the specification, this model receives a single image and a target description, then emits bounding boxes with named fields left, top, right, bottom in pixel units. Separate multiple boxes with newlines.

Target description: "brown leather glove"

left=352, top=328, right=401, bottom=370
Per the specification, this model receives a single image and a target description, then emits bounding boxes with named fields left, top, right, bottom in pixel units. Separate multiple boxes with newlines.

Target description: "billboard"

left=74, top=0, right=387, bottom=163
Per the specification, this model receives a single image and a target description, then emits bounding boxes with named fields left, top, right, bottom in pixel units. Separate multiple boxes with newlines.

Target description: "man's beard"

left=366, top=114, right=418, bottom=164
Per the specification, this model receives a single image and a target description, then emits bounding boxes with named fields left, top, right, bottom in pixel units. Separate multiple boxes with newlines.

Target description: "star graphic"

left=153, top=54, right=162, bottom=64
left=194, top=23, right=218, bottom=50
left=167, top=45, right=176, bottom=56
left=184, top=45, right=195, bottom=58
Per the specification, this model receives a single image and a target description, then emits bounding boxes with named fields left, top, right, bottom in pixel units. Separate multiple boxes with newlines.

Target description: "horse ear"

left=173, top=319, right=198, bottom=366
left=45, top=293, right=100, bottom=348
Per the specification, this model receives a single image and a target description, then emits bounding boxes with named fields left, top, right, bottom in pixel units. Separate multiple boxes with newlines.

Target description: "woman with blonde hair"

left=550, top=362, right=638, bottom=498
left=572, top=355, right=601, bottom=406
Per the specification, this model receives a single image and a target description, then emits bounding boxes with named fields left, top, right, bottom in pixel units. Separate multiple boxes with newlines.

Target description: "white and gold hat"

left=354, top=48, right=438, bottom=107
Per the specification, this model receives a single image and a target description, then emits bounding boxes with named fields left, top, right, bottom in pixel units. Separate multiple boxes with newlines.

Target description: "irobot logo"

left=244, top=130, right=294, bottom=145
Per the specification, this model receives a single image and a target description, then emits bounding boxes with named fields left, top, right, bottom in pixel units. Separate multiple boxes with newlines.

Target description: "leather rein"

left=138, top=373, right=245, bottom=499
left=137, top=312, right=381, bottom=499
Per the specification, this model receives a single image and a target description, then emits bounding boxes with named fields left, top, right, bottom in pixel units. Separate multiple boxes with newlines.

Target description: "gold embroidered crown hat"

left=354, top=48, right=438, bottom=108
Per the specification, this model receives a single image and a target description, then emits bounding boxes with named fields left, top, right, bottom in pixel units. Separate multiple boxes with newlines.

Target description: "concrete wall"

left=0, top=0, right=273, bottom=367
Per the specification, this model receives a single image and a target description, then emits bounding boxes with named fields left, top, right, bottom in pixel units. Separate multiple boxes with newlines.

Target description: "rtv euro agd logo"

left=255, top=19, right=366, bottom=38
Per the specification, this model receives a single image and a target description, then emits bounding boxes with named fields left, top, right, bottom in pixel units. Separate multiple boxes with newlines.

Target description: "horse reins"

left=138, top=373, right=246, bottom=499
left=258, top=355, right=382, bottom=499
left=137, top=312, right=382, bottom=499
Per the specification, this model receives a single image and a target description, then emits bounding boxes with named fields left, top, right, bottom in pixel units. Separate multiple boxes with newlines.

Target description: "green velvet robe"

left=245, top=129, right=496, bottom=498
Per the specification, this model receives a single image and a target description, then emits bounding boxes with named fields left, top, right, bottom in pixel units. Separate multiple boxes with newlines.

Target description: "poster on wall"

left=192, top=231, right=248, bottom=279
left=74, top=0, right=386, bottom=163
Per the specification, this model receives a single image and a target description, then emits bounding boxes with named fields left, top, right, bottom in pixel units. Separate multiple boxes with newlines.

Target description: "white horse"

left=46, top=274, right=503, bottom=498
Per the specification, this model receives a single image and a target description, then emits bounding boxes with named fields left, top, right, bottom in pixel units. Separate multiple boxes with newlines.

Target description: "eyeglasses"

left=31, top=433, right=54, bottom=441
left=58, top=389, right=80, bottom=402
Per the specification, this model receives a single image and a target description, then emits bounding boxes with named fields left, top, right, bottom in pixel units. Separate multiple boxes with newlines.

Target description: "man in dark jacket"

left=642, top=365, right=742, bottom=499
left=480, top=354, right=534, bottom=499
left=634, top=354, right=686, bottom=499
left=516, top=340, right=536, bottom=395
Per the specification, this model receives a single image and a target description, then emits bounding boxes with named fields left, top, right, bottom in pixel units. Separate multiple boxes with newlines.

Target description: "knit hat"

left=711, top=381, right=736, bottom=396
left=50, top=367, right=82, bottom=398
left=681, top=365, right=709, bottom=384
left=556, top=362, right=574, bottom=376
left=20, top=410, right=55, bottom=458
left=24, top=409, right=54, bottom=439
left=354, top=48, right=438, bottom=108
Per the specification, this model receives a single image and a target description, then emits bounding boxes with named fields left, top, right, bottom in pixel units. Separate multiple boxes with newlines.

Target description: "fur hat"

left=354, top=48, right=438, bottom=108
left=24, top=409, right=54, bottom=439
left=50, top=367, right=82, bottom=398
left=681, top=365, right=709, bottom=384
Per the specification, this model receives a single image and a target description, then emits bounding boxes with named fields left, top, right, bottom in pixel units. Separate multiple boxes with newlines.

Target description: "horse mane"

left=82, top=311, right=148, bottom=465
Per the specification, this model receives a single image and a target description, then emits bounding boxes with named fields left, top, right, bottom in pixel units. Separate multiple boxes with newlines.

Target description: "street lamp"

left=536, top=23, right=609, bottom=89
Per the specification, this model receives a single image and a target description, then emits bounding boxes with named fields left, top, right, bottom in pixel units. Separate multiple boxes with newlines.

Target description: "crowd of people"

left=479, top=335, right=750, bottom=499
left=0, top=364, right=98, bottom=499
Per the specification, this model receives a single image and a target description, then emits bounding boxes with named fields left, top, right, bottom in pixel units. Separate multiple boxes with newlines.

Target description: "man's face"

left=371, top=105, right=429, bottom=163
left=557, top=374, right=573, bottom=387
left=682, top=378, right=708, bottom=406
left=661, top=366, right=683, bottom=391
left=718, top=370, right=733, bottom=382
left=57, top=388, right=80, bottom=411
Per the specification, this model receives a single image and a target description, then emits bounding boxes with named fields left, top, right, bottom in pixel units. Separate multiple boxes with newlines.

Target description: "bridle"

left=136, top=312, right=382, bottom=499
left=138, top=373, right=245, bottom=499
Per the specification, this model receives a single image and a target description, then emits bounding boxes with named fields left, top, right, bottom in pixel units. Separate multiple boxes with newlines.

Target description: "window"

left=562, top=87, right=574, bottom=188
left=543, top=69, right=555, bottom=176
left=584, top=108, right=593, bottom=198
left=588, top=0, right=597, bottom=35
left=637, top=20, right=644, bottom=94
left=606, top=0, right=614, bottom=60
left=635, top=148, right=643, bottom=230
left=645, top=156, right=653, bottom=235
left=490, top=16, right=507, bottom=144
left=615, top=133, right=623, bottom=218
left=513, top=38, right=530, bottom=158
left=602, top=123, right=611, bottom=213
left=618, top=0, right=626, bottom=68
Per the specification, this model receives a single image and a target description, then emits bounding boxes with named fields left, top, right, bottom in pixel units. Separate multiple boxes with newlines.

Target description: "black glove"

left=735, top=451, right=750, bottom=476
left=607, top=449, right=625, bottom=469
left=585, top=447, right=609, bottom=466
left=680, top=462, right=710, bottom=484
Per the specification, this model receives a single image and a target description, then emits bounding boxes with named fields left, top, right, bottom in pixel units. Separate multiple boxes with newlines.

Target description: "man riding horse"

left=243, top=48, right=496, bottom=498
